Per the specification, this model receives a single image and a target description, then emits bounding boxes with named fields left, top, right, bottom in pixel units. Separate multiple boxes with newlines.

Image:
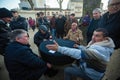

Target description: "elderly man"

left=64, top=22, right=83, bottom=44
left=4, top=29, right=52, bottom=80
left=87, top=8, right=102, bottom=43
left=98, top=0, right=120, bottom=80
left=98, top=0, right=120, bottom=49
left=46, top=28, right=115, bottom=80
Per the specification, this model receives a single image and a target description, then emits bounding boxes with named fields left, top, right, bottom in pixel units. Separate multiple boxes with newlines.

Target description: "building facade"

left=18, top=8, right=70, bottom=20
left=19, top=0, right=45, bottom=9
left=67, top=0, right=83, bottom=18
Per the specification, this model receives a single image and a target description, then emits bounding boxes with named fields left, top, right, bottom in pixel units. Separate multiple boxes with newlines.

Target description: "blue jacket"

left=4, top=42, right=47, bottom=80
left=57, top=38, right=115, bottom=80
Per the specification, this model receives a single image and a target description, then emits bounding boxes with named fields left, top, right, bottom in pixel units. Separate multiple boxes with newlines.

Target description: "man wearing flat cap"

left=0, top=8, right=13, bottom=55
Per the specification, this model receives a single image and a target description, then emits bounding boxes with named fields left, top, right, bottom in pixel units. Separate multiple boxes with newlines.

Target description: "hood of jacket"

left=87, top=37, right=115, bottom=48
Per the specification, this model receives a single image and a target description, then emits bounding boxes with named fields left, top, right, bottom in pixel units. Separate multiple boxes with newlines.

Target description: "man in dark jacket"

left=87, top=8, right=102, bottom=43
left=34, top=25, right=51, bottom=47
left=10, top=10, right=28, bottom=31
left=0, top=8, right=12, bottom=55
left=98, top=0, right=120, bottom=49
left=4, top=29, right=52, bottom=80
left=38, top=12, right=49, bottom=30
left=99, top=0, right=120, bottom=80
left=56, top=14, right=66, bottom=38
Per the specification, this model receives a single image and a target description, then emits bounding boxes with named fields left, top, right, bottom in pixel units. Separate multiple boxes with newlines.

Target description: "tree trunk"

left=28, top=0, right=34, bottom=10
left=57, top=0, right=63, bottom=12
left=83, top=0, right=101, bottom=17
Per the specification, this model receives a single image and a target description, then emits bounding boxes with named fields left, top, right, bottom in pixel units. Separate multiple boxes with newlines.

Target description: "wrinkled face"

left=71, top=23, right=77, bottom=30
left=16, top=33, right=29, bottom=45
left=93, top=11, right=101, bottom=20
left=108, top=0, right=120, bottom=14
left=92, top=31, right=106, bottom=43
left=2, top=17, right=12, bottom=23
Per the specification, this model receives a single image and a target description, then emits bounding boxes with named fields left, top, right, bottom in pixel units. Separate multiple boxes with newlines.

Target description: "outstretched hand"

left=73, top=44, right=79, bottom=48
left=46, top=40, right=59, bottom=51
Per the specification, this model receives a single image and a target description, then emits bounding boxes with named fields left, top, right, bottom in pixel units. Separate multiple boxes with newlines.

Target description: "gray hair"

left=93, top=8, right=102, bottom=14
left=10, top=29, right=28, bottom=42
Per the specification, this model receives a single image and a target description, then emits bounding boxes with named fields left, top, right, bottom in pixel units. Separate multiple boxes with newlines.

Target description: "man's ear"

left=15, top=37, right=20, bottom=42
left=104, top=37, right=108, bottom=40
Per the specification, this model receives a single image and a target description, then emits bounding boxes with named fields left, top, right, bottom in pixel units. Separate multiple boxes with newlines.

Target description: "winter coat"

left=10, top=16, right=28, bottom=31
left=38, top=17, right=49, bottom=29
left=0, top=20, right=11, bottom=55
left=64, top=28, right=83, bottom=44
left=4, top=42, right=47, bottom=80
left=34, top=31, right=50, bottom=47
left=57, top=37, right=115, bottom=80
left=56, top=17, right=66, bottom=34
left=87, top=18, right=101, bottom=43
left=50, top=17, right=56, bottom=29
left=98, top=10, right=120, bottom=49
left=28, top=19, right=35, bottom=27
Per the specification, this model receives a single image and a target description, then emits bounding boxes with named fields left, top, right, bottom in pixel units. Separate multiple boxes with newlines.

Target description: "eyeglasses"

left=108, top=2, right=120, bottom=7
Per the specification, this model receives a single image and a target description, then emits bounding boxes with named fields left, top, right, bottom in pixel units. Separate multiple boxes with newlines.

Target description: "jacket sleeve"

left=34, top=33, right=43, bottom=47
left=17, top=47, right=47, bottom=68
left=57, top=46, right=81, bottom=59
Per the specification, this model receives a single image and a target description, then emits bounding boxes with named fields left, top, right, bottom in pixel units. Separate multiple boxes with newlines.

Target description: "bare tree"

left=57, top=0, right=63, bottom=12
left=28, top=0, right=34, bottom=10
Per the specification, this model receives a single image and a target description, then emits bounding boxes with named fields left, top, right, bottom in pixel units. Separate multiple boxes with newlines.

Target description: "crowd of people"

left=0, top=0, right=120, bottom=80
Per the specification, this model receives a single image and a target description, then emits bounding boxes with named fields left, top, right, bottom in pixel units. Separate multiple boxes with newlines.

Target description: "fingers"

left=46, top=45, right=54, bottom=49
left=53, top=40, right=58, bottom=45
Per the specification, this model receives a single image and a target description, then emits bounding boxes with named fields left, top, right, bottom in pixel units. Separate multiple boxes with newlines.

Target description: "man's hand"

left=73, top=44, right=79, bottom=48
left=46, top=63, right=52, bottom=68
left=46, top=40, right=59, bottom=51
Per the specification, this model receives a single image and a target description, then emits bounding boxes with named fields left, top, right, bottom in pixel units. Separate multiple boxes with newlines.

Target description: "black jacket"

left=0, top=20, right=11, bottom=55
left=34, top=31, right=50, bottom=47
left=10, top=16, right=28, bottom=31
left=4, top=42, right=47, bottom=80
left=87, top=17, right=101, bottom=43
left=98, top=10, right=120, bottom=49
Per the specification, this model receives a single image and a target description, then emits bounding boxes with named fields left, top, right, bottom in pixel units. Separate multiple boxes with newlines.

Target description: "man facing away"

left=4, top=29, right=52, bottom=80
left=46, top=28, right=115, bottom=80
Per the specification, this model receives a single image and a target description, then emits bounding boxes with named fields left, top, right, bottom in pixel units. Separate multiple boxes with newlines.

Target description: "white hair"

left=93, top=8, right=102, bottom=13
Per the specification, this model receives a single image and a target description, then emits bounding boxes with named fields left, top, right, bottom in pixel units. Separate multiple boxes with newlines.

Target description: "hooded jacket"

left=57, top=37, right=115, bottom=80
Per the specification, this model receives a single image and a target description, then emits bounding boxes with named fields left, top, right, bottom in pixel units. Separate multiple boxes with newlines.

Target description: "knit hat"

left=0, top=8, right=13, bottom=18
left=39, top=25, right=48, bottom=32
